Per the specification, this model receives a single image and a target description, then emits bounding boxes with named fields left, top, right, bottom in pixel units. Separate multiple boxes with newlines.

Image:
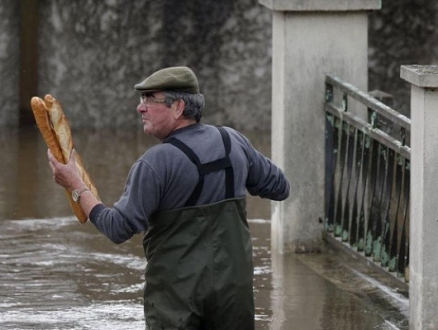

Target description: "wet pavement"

left=268, top=244, right=409, bottom=330
left=0, top=128, right=409, bottom=329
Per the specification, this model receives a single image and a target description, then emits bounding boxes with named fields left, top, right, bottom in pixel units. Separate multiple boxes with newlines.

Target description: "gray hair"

left=164, top=91, right=204, bottom=122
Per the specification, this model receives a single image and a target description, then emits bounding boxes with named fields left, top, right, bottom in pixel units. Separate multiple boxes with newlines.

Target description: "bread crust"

left=30, top=95, right=100, bottom=223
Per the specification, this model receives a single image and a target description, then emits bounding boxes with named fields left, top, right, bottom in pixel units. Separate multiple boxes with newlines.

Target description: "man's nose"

left=137, top=102, right=147, bottom=113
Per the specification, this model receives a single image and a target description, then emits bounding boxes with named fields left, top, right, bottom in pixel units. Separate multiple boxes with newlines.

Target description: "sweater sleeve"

left=246, top=149, right=290, bottom=201
left=230, top=129, right=290, bottom=201
left=89, top=203, right=137, bottom=244
left=88, top=157, right=163, bottom=244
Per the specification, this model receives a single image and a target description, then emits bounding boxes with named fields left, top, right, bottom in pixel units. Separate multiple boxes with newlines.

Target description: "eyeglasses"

left=140, top=94, right=168, bottom=105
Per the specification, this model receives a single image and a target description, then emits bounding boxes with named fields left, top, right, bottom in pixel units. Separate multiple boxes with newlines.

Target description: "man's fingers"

left=47, top=149, right=60, bottom=165
left=70, top=149, right=77, bottom=163
left=47, top=149, right=56, bottom=169
left=47, top=148, right=53, bottom=161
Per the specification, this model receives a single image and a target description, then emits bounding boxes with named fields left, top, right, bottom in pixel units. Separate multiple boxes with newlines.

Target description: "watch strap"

left=72, top=186, right=90, bottom=203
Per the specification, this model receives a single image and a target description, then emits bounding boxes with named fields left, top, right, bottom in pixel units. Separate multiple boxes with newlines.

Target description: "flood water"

left=0, top=127, right=407, bottom=329
left=0, top=127, right=274, bottom=329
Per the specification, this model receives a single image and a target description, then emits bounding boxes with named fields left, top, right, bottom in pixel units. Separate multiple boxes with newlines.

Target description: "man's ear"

left=173, top=99, right=185, bottom=119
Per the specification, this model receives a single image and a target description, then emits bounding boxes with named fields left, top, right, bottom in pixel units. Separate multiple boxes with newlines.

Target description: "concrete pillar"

left=259, top=0, right=381, bottom=253
left=401, top=65, right=438, bottom=330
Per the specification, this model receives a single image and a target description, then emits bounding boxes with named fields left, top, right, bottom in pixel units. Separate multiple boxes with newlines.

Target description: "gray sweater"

left=90, top=123, right=290, bottom=243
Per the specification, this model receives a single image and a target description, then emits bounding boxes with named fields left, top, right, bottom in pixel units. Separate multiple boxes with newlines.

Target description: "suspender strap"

left=164, top=138, right=204, bottom=206
left=163, top=126, right=235, bottom=207
left=200, top=158, right=232, bottom=175
left=217, top=127, right=234, bottom=200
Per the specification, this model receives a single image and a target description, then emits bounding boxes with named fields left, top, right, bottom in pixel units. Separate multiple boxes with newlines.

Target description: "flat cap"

left=134, top=66, right=199, bottom=93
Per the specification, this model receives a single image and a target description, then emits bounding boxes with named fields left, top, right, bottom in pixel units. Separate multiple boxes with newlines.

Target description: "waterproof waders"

left=143, top=127, right=255, bottom=329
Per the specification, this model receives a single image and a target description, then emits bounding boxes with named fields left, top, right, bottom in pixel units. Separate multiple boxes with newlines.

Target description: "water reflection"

left=271, top=249, right=409, bottom=330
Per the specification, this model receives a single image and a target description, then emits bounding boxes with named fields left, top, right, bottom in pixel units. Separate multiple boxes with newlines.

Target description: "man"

left=48, top=66, right=290, bottom=329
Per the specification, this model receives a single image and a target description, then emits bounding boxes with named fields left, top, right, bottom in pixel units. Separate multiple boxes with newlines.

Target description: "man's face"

left=137, top=92, right=176, bottom=140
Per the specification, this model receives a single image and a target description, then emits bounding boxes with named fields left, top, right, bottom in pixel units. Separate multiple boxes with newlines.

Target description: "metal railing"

left=324, top=74, right=411, bottom=285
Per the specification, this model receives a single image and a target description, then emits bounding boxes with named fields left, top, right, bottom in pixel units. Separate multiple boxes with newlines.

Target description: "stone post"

left=401, top=65, right=438, bottom=330
left=259, top=0, right=381, bottom=253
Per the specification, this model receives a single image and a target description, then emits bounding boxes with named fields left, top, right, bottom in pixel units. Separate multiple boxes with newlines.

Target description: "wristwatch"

left=72, top=186, right=90, bottom=203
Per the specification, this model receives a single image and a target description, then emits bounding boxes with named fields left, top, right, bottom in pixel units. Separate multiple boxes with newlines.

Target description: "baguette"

left=30, top=95, right=100, bottom=223
left=30, top=97, right=64, bottom=163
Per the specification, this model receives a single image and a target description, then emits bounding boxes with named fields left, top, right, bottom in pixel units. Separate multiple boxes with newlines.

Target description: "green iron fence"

left=324, top=74, right=411, bottom=284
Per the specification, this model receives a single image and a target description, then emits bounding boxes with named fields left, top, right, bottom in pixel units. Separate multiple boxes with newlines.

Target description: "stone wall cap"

left=401, top=65, right=438, bottom=88
left=259, top=0, right=381, bottom=12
